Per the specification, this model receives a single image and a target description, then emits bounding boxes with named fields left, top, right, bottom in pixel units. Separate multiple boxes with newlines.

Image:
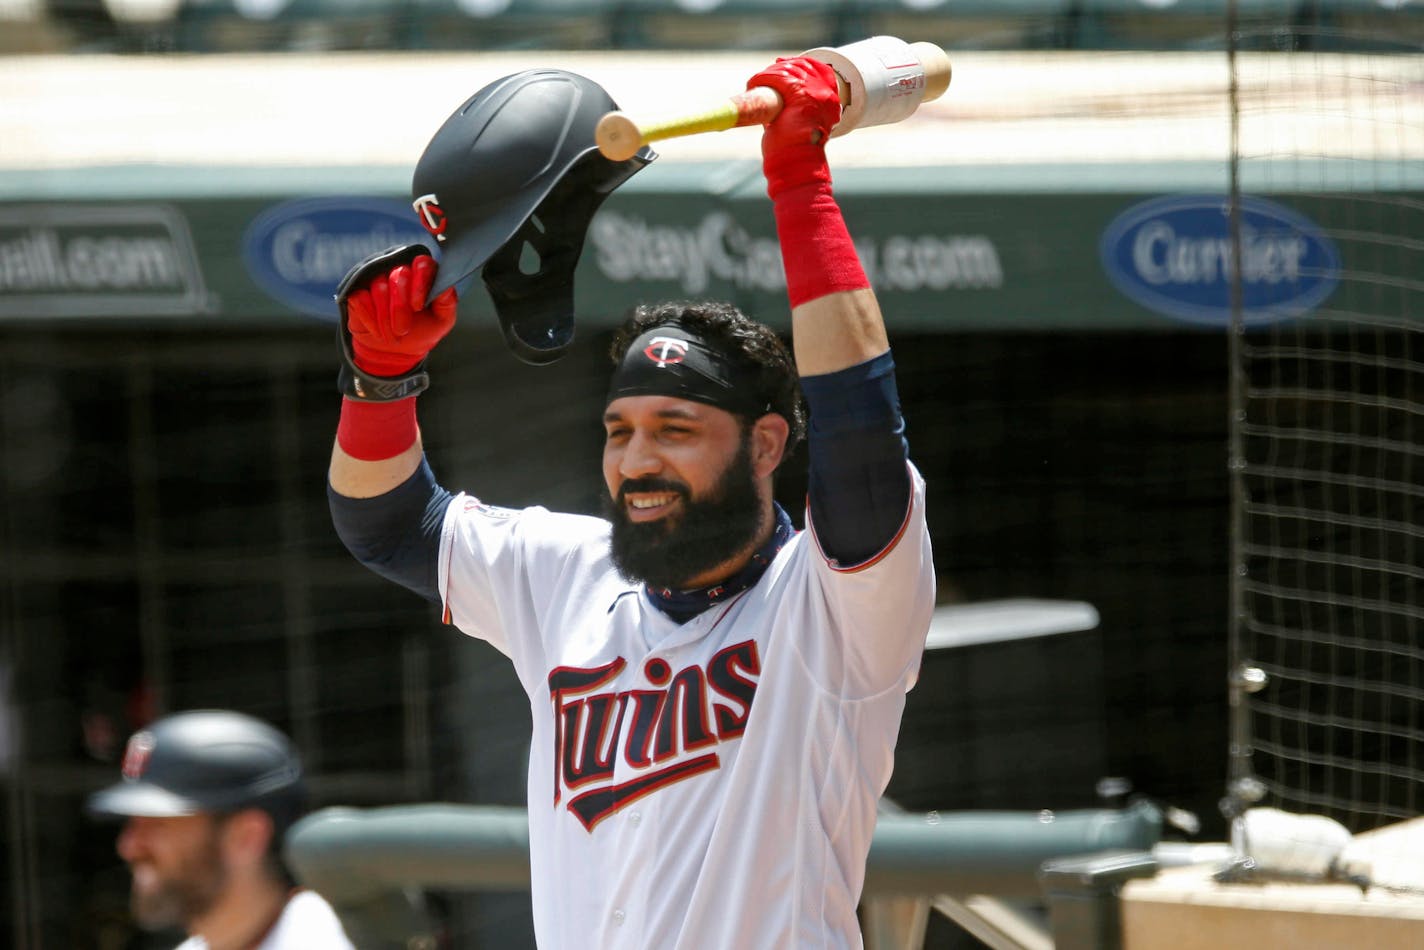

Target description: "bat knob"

left=595, top=111, right=644, bottom=162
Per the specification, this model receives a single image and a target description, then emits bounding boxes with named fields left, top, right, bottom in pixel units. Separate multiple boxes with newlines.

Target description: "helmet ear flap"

left=482, top=150, right=647, bottom=365
left=482, top=212, right=581, bottom=365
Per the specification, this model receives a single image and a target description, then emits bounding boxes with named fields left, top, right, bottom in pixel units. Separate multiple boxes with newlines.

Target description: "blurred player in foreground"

left=87, top=710, right=355, bottom=949
left=328, top=57, right=935, bottom=948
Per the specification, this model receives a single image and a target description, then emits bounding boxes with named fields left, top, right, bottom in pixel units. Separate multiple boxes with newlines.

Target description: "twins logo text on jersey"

left=548, top=639, right=760, bottom=831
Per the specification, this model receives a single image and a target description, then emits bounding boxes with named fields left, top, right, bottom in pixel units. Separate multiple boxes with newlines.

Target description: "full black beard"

left=606, top=435, right=764, bottom=590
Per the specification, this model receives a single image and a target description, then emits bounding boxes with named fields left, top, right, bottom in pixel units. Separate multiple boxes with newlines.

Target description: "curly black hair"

left=609, top=300, right=807, bottom=452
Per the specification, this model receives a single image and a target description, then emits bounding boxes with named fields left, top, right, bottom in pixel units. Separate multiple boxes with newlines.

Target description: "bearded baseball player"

left=327, top=57, right=935, bottom=949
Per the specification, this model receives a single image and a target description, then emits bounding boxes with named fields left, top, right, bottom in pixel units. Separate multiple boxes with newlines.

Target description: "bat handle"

left=595, top=86, right=784, bottom=162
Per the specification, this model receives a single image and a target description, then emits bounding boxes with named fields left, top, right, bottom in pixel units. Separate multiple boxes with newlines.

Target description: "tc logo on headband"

left=643, top=337, right=688, bottom=367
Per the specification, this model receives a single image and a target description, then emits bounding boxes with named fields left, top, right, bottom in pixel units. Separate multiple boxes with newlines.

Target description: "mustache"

left=616, top=477, right=689, bottom=503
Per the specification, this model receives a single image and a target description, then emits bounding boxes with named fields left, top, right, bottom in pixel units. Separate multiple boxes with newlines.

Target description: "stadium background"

left=1, top=2, right=1419, bottom=948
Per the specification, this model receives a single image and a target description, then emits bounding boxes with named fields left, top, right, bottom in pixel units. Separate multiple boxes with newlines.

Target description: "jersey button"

left=629, top=811, right=641, bottom=824
left=613, top=909, right=626, bottom=925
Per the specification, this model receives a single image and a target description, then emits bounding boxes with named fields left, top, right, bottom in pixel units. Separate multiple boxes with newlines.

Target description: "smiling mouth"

left=624, top=492, right=682, bottom=520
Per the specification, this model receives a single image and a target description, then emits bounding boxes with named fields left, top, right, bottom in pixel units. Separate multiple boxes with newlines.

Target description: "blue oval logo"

left=242, top=196, right=434, bottom=320
left=1100, top=195, right=1339, bottom=327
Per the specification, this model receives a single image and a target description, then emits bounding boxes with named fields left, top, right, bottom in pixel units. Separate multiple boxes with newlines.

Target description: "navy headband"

left=607, top=325, right=770, bottom=418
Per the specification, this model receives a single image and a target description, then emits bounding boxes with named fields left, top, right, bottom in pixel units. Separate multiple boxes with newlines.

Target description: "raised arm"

left=748, top=58, right=889, bottom=376
left=326, top=247, right=459, bottom=603
left=750, top=57, right=910, bottom=567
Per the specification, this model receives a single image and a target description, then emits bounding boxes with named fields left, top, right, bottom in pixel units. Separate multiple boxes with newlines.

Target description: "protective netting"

left=1226, top=30, right=1424, bottom=835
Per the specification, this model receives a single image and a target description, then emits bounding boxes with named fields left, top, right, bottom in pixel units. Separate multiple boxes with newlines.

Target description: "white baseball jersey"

left=438, top=465, right=935, bottom=950
left=175, top=889, right=355, bottom=950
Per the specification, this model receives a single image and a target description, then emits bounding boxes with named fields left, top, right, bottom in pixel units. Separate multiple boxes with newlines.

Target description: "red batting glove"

left=747, top=57, right=842, bottom=201
left=748, top=57, right=868, bottom=309
left=345, top=254, right=458, bottom=378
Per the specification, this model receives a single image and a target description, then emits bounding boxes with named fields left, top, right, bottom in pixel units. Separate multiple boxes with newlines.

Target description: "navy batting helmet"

left=87, top=710, right=306, bottom=835
left=411, top=68, right=656, bottom=365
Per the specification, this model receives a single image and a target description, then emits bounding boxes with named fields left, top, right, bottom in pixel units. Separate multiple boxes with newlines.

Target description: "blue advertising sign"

left=241, top=196, right=433, bottom=319
left=1100, top=195, right=1340, bottom=327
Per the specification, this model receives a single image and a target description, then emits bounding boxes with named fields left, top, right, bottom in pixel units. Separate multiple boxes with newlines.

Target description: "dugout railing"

left=285, top=797, right=1166, bottom=950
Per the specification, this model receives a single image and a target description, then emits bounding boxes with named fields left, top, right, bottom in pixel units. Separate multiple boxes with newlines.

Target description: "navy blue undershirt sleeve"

left=800, top=350, right=912, bottom=568
left=327, top=457, right=451, bottom=604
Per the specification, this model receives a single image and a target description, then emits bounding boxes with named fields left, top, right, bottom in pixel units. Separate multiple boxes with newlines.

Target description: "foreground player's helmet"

left=412, top=69, right=656, bottom=365
left=87, top=710, right=306, bottom=836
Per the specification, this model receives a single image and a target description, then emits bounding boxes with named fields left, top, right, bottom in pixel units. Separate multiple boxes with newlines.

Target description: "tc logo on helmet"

left=122, top=732, right=156, bottom=781
left=643, top=337, right=688, bottom=367
left=412, top=194, right=448, bottom=242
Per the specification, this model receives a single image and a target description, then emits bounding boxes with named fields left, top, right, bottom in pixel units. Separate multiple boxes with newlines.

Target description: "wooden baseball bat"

left=595, top=40, right=952, bottom=163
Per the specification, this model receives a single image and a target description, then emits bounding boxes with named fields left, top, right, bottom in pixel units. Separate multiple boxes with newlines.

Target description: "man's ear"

left=751, top=413, right=791, bottom=478
left=221, top=808, right=276, bottom=868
